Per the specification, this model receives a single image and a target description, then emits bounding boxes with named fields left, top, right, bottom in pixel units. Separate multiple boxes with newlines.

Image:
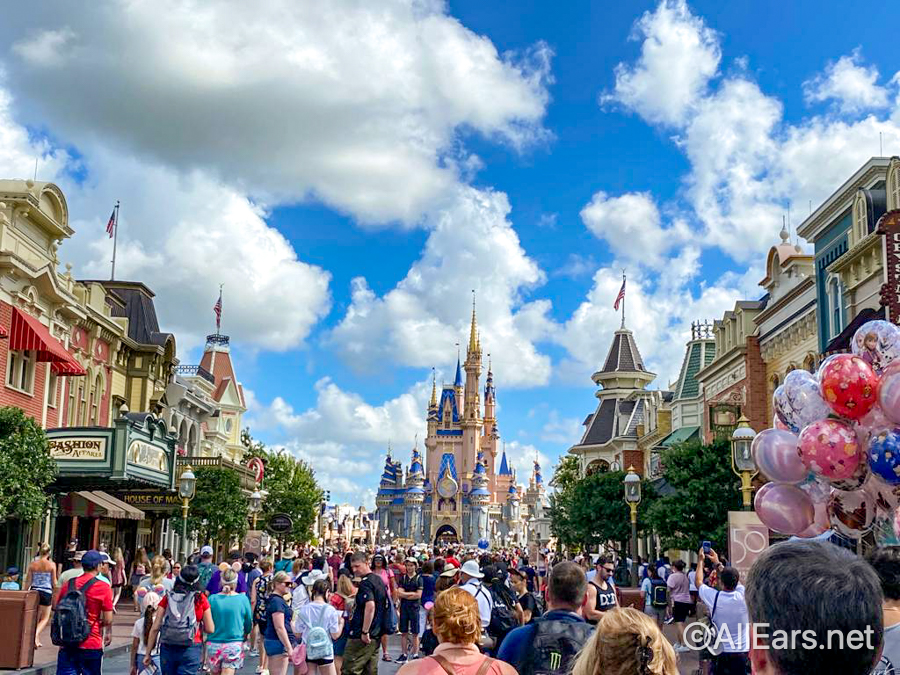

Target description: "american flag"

left=214, top=290, right=222, bottom=331
left=613, top=277, right=626, bottom=310
left=105, top=207, right=116, bottom=238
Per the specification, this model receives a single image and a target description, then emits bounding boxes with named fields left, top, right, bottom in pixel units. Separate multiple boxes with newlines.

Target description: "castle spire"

left=468, top=290, right=478, bottom=355
left=430, top=368, right=437, bottom=408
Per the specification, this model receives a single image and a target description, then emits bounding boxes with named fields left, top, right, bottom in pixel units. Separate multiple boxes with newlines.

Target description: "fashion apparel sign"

left=48, top=437, right=107, bottom=461
left=879, top=210, right=900, bottom=324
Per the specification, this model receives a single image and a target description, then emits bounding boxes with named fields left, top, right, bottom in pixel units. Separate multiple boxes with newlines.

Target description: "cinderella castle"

left=375, top=302, right=547, bottom=546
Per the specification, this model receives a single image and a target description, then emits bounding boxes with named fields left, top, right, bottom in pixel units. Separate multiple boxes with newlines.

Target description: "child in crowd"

left=130, top=591, right=161, bottom=675
left=1, top=567, right=20, bottom=590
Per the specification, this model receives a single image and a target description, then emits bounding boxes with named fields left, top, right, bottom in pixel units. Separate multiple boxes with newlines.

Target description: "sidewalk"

left=0, top=607, right=140, bottom=675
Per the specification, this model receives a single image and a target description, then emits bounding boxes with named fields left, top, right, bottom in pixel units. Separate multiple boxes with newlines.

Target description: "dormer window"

left=889, top=160, right=900, bottom=211
left=828, top=275, right=843, bottom=338
left=853, top=192, right=868, bottom=245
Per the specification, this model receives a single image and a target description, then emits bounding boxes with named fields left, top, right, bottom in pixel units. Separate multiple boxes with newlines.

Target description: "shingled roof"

left=600, top=329, right=646, bottom=374
left=94, top=280, right=173, bottom=348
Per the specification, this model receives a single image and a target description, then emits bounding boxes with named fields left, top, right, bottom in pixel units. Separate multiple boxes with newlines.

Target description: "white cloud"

left=803, top=49, right=891, bottom=115
left=328, top=186, right=554, bottom=387
left=0, top=0, right=551, bottom=226
left=539, top=410, right=582, bottom=445
left=580, top=191, right=690, bottom=266
left=503, top=440, right=551, bottom=486
left=601, top=0, right=720, bottom=126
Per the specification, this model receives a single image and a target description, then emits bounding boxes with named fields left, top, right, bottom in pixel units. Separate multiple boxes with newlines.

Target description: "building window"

left=829, top=277, right=843, bottom=337
left=78, top=381, right=87, bottom=425
left=68, top=381, right=76, bottom=426
left=6, top=350, right=35, bottom=394
left=889, top=163, right=900, bottom=211
left=90, top=373, right=102, bottom=425
left=854, top=193, right=867, bottom=244
left=46, top=371, right=58, bottom=408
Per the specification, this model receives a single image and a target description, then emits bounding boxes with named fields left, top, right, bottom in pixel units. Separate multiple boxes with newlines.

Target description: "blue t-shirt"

left=497, top=610, right=587, bottom=669
left=208, top=593, right=253, bottom=643
left=0, top=581, right=20, bottom=590
left=265, top=595, right=296, bottom=643
left=421, top=575, right=436, bottom=605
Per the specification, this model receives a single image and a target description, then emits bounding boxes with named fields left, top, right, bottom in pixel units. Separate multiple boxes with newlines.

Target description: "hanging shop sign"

left=127, top=439, right=170, bottom=473
left=267, top=513, right=293, bottom=534
left=880, top=210, right=900, bottom=324
left=49, top=437, right=108, bottom=461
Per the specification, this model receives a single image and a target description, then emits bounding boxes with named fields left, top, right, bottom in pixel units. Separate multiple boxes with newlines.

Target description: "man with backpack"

left=396, top=557, right=423, bottom=663
left=496, top=562, right=593, bottom=675
left=343, top=552, right=386, bottom=675
left=640, top=565, right=668, bottom=628
left=52, top=550, right=113, bottom=675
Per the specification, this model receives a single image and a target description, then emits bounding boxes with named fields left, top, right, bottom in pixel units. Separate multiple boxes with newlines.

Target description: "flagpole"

left=110, top=201, right=120, bottom=281
left=621, top=269, right=626, bottom=329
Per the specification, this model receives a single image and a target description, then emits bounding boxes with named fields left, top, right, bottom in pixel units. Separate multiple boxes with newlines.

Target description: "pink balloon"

left=752, top=429, right=806, bottom=483
left=828, top=488, right=875, bottom=538
left=878, top=362, right=900, bottom=425
left=798, top=418, right=862, bottom=480
left=796, top=500, right=830, bottom=538
left=857, top=404, right=893, bottom=448
left=754, top=482, right=815, bottom=535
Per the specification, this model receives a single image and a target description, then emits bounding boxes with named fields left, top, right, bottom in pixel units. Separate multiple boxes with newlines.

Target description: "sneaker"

left=396, top=655, right=409, bottom=663
left=250, top=650, right=260, bottom=658
left=664, top=617, right=674, bottom=625
left=674, top=644, right=692, bottom=653
left=411, top=654, right=421, bottom=660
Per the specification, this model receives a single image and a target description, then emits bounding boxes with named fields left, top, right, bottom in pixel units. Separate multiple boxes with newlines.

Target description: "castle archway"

left=434, top=524, right=459, bottom=545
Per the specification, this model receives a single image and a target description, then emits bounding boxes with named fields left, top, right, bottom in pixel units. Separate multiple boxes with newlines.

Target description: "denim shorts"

left=264, top=639, right=288, bottom=657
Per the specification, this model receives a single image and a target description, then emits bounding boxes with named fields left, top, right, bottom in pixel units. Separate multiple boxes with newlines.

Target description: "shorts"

left=209, top=641, right=245, bottom=673
left=644, top=606, right=666, bottom=622
left=264, top=639, right=292, bottom=657
left=399, top=604, right=420, bottom=634
left=672, top=601, right=692, bottom=623
left=34, top=590, right=52, bottom=606
left=307, top=658, right=334, bottom=666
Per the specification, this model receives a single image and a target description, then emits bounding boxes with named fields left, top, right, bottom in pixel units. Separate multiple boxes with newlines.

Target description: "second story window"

left=6, top=350, right=35, bottom=394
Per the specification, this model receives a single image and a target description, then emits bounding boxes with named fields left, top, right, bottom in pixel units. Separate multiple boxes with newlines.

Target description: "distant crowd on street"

left=10, top=536, right=900, bottom=675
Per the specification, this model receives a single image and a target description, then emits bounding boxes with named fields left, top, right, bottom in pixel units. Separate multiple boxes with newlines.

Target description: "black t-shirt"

left=591, top=581, right=617, bottom=614
left=399, top=574, right=423, bottom=609
left=520, top=566, right=537, bottom=592
left=518, top=592, right=537, bottom=624
left=349, top=572, right=387, bottom=639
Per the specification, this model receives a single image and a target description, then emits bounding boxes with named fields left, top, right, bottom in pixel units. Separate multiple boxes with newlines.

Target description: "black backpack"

left=51, top=577, right=99, bottom=648
left=529, top=591, right=545, bottom=619
left=521, top=618, right=595, bottom=675
left=650, top=579, right=668, bottom=608
left=479, top=583, right=519, bottom=647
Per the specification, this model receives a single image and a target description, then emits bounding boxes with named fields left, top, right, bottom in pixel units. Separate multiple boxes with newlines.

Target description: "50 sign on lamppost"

left=731, top=415, right=758, bottom=510
left=249, top=484, right=262, bottom=529
left=623, top=466, right=641, bottom=587
left=178, top=465, right=196, bottom=559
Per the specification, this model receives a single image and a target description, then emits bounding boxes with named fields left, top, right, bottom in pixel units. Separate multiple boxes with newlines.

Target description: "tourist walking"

left=583, top=556, right=617, bottom=624
left=27, top=543, right=57, bottom=648
left=131, top=548, right=150, bottom=612
left=396, top=587, right=515, bottom=675
left=667, top=560, right=692, bottom=652
left=639, top=565, right=667, bottom=628
left=111, top=547, right=126, bottom=611
left=458, top=560, right=492, bottom=631
left=296, top=579, right=343, bottom=675
left=130, top=591, right=161, bottom=675
left=144, top=565, right=215, bottom=675
left=207, top=568, right=253, bottom=675
left=696, top=548, right=748, bottom=675
left=53, top=550, right=114, bottom=675
left=571, top=607, right=678, bottom=675
left=250, top=559, right=273, bottom=672
left=263, top=571, right=297, bottom=675
left=371, top=553, right=396, bottom=661
left=330, top=574, right=357, bottom=674
left=342, top=552, right=387, bottom=675
left=397, top=557, right=423, bottom=662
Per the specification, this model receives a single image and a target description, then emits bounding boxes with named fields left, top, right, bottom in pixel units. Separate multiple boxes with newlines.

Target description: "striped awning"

left=9, top=308, right=86, bottom=376
left=59, top=491, right=145, bottom=520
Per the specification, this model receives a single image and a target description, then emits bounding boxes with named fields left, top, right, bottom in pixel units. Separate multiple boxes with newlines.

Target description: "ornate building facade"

left=375, top=305, right=545, bottom=546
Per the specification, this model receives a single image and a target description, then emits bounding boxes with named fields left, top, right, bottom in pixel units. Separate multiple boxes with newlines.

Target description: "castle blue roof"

left=439, top=453, right=458, bottom=481
left=454, top=357, right=462, bottom=387
left=406, top=486, right=424, bottom=494
left=392, top=497, right=404, bottom=505
left=410, top=460, right=423, bottom=474
left=438, top=388, right=460, bottom=424
left=474, top=461, right=486, bottom=475
left=470, top=487, right=490, bottom=497
left=498, top=451, right=511, bottom=476
left=380, top=455, right=402, bottom=486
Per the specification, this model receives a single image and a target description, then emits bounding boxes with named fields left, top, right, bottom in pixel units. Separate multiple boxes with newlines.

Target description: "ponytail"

left=142, top=604, right=156, bottom=647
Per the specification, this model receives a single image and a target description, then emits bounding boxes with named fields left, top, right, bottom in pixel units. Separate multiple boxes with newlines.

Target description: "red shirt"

left=158, top=592, right=211, bottom=644
left=55, top=573, right=113, bottom=650
left=446, top=556, right=460, bottom=569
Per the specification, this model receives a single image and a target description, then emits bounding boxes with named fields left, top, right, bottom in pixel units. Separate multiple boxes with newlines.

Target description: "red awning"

left=0, top=325, right=7, bottom=339
left=9, top=308, right=86, bottom=376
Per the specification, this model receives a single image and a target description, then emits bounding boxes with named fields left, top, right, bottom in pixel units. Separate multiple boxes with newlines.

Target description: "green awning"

left=659, top=425, right=700, bottom=447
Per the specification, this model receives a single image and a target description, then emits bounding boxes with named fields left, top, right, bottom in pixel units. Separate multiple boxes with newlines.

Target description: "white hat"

left=440, top=565, right=460, bottom=578
left=460, top=560, right=483, bottom=579
left=302, top=569, right=328, bottom=585
left=282, top=549, right=298, bottom=559
left=201, top=545, right=214, bottom=556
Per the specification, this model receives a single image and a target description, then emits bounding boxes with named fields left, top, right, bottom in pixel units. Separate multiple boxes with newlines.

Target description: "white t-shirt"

left=698, top=583, right=749, bottom=653
left=640, top=577, right=654, bottom=609
left=295, top=601, right=341, bottom=642
left=688, top=570, right=697, bottom=592
left=292, top=583, right=310, bottom=614
left=131, top=616, right=159, bottom=656
left=461, top=581, right=493, bottom=629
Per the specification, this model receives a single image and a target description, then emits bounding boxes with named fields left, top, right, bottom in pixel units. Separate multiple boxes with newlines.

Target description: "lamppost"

left=249, top=484, right=262, bottom=529
left=623, top=466, right=641, bottom=586
left=731, top=415, right=758, bottom=510
left=178, top=465, right=196, bottom=561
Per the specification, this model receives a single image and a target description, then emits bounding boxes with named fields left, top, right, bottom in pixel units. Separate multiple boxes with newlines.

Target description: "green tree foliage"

left=174, top=467, right=249, bottom=546
left=646, top=438, right=742, bottom=551
left=550, top=462, right=655, bottom=553
left=242, top=428, right=323, bottom=543
left=0, top=407, right=57, bottom=521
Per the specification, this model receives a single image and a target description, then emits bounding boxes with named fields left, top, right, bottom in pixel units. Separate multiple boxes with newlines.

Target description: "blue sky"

left=1, top=0, right=900, bottom=504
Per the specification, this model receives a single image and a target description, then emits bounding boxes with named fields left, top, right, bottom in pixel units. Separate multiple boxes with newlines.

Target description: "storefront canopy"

left=60, top=490, right=145, bottom=520
left=9, top=307, right=85, bottom=376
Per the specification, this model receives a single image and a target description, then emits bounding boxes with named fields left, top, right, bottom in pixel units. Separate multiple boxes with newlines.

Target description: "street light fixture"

left=178, top=465, right=196, bottom=561
left=623, top=466, right=641, bottom=586
left=731, top=415, right=758, bottom=511
left=249, top=484, right=262, bottom=529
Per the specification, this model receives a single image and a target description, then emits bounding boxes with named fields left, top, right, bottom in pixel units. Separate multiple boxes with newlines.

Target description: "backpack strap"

left=475, top=657, right=495, bottom=675
left=428, top=654, right=457, bottom=675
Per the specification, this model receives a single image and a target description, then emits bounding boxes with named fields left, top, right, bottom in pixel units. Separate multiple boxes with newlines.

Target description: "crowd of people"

left=11, top=537, right=900, bottom=675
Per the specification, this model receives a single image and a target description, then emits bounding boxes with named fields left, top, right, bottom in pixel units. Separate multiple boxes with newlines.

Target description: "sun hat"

left=440, top=565, right=460, bottom=578
left=460, top=560, right=483, bottom=579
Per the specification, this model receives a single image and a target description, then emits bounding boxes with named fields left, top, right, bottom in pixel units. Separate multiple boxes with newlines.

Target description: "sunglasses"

left=603, top=567, right=615, bottom=573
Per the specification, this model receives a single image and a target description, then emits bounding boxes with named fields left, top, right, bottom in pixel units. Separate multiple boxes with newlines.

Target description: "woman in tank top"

left=26, top=543, right=57, bottom=648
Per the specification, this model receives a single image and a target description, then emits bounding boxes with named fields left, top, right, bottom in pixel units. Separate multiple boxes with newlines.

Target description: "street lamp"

left=249, top=484, right=262, bottom=529
left=178, top=465, right=196, bottom=561
left=731, top=415, right=758, bottom=510
left=623, top=466, right=641, bottom=586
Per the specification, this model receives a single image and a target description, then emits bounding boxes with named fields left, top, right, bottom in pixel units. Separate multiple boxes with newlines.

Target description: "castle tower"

left=462, top=295, right=483, bottom=479
left=469, top=452, right=491, bottom=543
left=404, top=445, right=425, bottom=541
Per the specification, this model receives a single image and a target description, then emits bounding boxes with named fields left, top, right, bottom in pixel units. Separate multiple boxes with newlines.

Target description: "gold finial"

left=468, top=290, right=478, bottom=354
left=430, top=368, right=437, bottom=407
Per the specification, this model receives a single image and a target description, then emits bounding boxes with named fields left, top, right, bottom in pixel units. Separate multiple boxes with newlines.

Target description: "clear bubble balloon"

left=774, top=370, right=832, bottom=433
left=819, top=354, right=879, bottom=421
left=851, top=320, right=900, bottom=375
left=878, top=361, right=900, bottom=425
left=868, top=427, right=900, bottom=484
left=796, top=500, right=830, bottom=538
left=828, top=488, right=875, bottom=538
left=798, top=418, right=862, bottom=481
left=863, top=473, right=900, bottom=514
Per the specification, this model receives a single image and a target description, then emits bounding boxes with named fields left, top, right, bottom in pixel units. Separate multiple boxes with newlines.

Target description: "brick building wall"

left=745, top=336, right=769, bottom=433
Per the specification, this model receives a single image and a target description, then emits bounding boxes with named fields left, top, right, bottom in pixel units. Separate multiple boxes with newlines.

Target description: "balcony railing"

left=177, top=455, right=256, bottom=491
left=175, top=365, right=215, bottom=385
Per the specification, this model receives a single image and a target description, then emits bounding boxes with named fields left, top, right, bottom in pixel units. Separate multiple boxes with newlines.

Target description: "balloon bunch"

left=755, top=320, right=900, bottom=540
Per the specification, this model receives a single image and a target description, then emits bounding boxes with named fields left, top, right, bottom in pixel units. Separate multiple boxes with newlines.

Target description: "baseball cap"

left=74, top=551, right=85, bottom=562
left=200, top=545, right=214, bottom=556
left=81, top=550, right=103, bottom=568
left=405, top=557, right=419, bottom=565
left=99, top=552, right=116, bottom=565
left=6, top=566, right=19, bottom=576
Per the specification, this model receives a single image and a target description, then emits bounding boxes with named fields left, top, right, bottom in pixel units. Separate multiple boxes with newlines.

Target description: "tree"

left=173, top=467, right=249, bottom=547
left=550, top=460, right=655, bottom=553
left=262, top=450, right=323, bottom=543
left=0, top=406, right=57, bottom=521
left=645, top=438, right=742, bottom=551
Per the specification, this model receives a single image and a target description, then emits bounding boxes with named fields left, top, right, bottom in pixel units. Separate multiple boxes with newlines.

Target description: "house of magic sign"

left=880, top=210, right=900, bottom=325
